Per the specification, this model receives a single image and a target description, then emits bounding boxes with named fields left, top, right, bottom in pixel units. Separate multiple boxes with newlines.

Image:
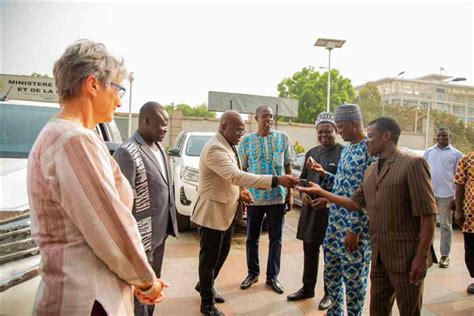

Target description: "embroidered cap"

left=315, top=112, right=336, bottom=128
left=334, top=103, right=362, bottom=122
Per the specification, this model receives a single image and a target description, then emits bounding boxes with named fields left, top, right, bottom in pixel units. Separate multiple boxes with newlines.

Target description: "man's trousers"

left=465, top=232, right=474, bottom=277
left=370, top=256, right=424, bottom=316
left=198, top=222, right=235, bottom=305
left=302, top=241, right=328, bottom=294
left=436, top=197, right=453, bottom=257
left=246, top=204, right=285, bottom=279
left=323, top=242, right=370, bottom=316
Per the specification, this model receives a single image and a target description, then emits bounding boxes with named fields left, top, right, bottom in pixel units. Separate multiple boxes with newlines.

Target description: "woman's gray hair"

left=53, top=39, right=127, bottom=102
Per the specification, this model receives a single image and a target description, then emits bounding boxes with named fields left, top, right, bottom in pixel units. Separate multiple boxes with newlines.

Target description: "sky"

left=1, top=0, right=473, bottom=113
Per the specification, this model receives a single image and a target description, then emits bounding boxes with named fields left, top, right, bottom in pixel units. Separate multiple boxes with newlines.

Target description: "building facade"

left=356, top=74, right=474, bottom=126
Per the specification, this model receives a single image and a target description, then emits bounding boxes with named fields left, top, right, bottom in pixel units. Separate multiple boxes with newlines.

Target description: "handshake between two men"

left=239, top=174, right=301, bottom=205
left=294, top=157, right=333, bottom=210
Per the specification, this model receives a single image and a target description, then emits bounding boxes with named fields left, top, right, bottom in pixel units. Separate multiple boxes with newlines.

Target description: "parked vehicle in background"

left=291, top=153, right=306, bottom=207
left=168, top=131, right=214, bottom=231
left=0, top=101, right=123, bottom=314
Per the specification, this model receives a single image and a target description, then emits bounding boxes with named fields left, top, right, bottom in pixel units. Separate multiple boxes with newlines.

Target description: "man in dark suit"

left=287, top=112, right=343, bottom=310
left=114, top=101, right=178, bottom=316
left=298, top=117, right=437, bottom=316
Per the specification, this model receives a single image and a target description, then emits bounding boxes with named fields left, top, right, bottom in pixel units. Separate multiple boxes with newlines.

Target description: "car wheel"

left=176, top=212, right=191, bottom=232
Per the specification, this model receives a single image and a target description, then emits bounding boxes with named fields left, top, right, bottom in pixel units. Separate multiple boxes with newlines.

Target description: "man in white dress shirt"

left=423, top=127, right=463, bottom=268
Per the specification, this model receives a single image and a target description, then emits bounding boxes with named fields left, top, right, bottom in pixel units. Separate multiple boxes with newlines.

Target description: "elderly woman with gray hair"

left=27, top=39, right=167, bottom=315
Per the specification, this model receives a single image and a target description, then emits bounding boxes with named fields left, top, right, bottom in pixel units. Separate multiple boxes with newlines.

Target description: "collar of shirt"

left=435, top=144, right=452, bottom=151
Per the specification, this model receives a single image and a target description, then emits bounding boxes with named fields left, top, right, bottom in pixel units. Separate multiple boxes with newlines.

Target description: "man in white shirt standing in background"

left=424, top=127, right=463, bottom=268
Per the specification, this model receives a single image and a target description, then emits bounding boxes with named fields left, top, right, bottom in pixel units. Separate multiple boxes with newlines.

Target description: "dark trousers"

left=198, top=222, right=235, bottom=305
left=370, top=256, right=424, bottom=316
left=302, top=242, right=328, bottom=295
left=246, top=204, right=285, bottom=279
left=134, top=241, right=166, bottom=316
left=465, top=232, right=474, bottom=277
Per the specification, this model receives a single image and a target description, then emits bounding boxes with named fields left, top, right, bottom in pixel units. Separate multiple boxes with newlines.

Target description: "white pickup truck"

left=0, top=101, right=123, bottom=314
left=168, top=131, right=214, bottom=231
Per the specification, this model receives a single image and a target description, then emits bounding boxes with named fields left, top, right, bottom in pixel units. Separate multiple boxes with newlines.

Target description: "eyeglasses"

left=110, top=82, right=126, bottom=98
left=235, top=128, right=247, bottom=135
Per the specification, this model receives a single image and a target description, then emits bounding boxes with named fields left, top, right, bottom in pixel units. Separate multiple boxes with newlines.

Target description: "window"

left=185, top=135, right=212, bottom=157
left=174, top=133, right=186, bottom=152
left=436, top=88, right=445, bottom=101
left=0, top=103, right=58, bottom=158
left=453, top=106, right=463, bottom=114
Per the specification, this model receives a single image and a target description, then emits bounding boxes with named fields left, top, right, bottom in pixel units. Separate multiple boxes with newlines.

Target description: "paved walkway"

left=158, top=208, right=473, bottom=315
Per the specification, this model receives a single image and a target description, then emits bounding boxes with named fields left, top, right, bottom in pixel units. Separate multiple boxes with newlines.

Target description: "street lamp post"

left=384, top=71, right=405, bottom=115
left=315, top=38, right=345, bottom=112
left=127, top=72, right=134, bottom=138
left=414, top=107, right=422, bottom=133
left=424, top=76, right=466, bottom=149
left=425, top=92, right=432, bottom=149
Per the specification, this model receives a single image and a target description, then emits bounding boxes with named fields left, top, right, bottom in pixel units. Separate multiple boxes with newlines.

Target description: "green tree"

left=430, top=110, right=474, bottom=153
left=293, top=141, right=305, bottom=154
left=165, top=103, right=216, bottom=118
left=277, top=67, right=356, bottom=123
left=356, top=82, right=383, bottom=124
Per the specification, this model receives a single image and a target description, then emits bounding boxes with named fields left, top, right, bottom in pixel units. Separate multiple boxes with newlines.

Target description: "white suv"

left=168, top=132, right=214, bottom=231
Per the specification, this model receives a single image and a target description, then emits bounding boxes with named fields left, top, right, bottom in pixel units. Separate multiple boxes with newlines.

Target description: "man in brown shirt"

left=298, top=117, right=437, bottom=316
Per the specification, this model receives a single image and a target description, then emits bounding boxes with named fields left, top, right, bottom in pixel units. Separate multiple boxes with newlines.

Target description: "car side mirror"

left=168, top=147, right=180, bottom=157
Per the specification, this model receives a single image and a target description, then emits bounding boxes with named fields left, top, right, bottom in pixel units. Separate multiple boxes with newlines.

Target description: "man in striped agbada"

left=298, top=117, right=437, bottom=316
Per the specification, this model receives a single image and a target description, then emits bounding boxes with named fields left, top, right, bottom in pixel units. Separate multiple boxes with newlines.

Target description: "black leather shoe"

left=287, top=287, right=314, bottom=301
left=200, top=303, right=224, bottom=316
left=195, top=282, right=225, bottom=304
left=266, top=278, right=284, bottom=294
left=318, top=294, right=332, bottom=310
left=240, top=274, right=259, bottom=289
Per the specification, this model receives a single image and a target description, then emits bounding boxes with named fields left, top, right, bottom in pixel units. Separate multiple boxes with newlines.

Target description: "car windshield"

left=185, top=135, right=212, bottom=157
left=0, top=103, right=59, bottom=158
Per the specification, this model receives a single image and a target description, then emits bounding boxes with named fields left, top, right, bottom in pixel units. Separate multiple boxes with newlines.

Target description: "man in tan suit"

left=191, top=110, right=299, bottom=316
left=298, top=117, right=437, bottom=316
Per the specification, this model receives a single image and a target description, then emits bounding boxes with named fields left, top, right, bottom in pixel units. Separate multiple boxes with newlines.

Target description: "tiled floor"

left=158, top=208, right=473, bottom=315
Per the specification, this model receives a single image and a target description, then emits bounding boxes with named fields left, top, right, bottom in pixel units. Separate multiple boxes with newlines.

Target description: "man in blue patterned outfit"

left=308, top=104, right=372, bottom=315
left=239, top=105, right=295, bottom=294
